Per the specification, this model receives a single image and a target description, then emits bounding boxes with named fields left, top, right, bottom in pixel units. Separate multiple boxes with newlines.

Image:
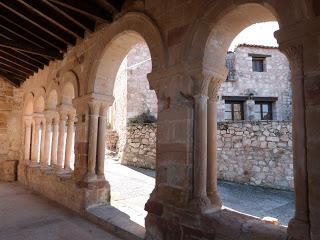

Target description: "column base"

left=207, top=191, right=222, bottom=211
left=84, top=173, right=98, bottom=183
left=287, top=217, right=310, bottom=240
left=188, top=196, right=211, bottom=214
left=29, top=162, right=40, bottom=168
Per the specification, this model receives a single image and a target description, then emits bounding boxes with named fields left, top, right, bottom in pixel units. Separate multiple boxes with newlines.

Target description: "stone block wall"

left=218, top=46, right=292, bottom=121
left=106, top=130, right=119, bottom=152
left=122, top=123, right=156, bottom=169
left=217, top=121, right=293, bottom=190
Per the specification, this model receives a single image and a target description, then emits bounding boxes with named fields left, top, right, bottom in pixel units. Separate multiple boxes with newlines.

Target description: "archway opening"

left=203, top=3, right=293, bottom=226
left=98, top=32, right=157, bottom=227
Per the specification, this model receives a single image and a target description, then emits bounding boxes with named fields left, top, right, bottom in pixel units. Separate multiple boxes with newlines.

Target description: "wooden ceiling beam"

left=0, top=0, right=76, bottom=46
left=0, top=58, right=34, bottom=75
left=0, top=8, right=67, bottom=51
left=0, top=70, right=22, bottom=87
left=48, top=0, right=113, bottom=22
left=18, top=0, right=85, bottom=39
left=0, top=38, right=63, bottom=59
left=0, top=25, right=43, bottom=49
left=0, top=47, right=44, bottom=69
left=0, top=63, right=30, bottom=78
left=42, top=0, right=94, bottom=33
left=0, top=52, right=39, bottom=72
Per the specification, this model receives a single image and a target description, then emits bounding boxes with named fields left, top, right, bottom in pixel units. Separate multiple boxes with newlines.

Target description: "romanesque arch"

left=87, top=12, right=166, bottom=96
left=175, top=1, right=311, bottom=239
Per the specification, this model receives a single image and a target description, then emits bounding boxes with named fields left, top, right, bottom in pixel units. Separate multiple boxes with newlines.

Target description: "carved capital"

left=88, top=100, right=101, bottom=116
left=208, top=77, right=224, bottom=100
left=191, top=72, right=211, bottom=96
left=281, top=44, right=303, bottom=77
left=59, top=111, right=68, bottom=122
left=100, top=102, right=109, bottom=117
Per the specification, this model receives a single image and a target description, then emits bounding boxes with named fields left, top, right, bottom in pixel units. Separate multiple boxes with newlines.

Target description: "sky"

left=228, top=21, right=279, bottom=51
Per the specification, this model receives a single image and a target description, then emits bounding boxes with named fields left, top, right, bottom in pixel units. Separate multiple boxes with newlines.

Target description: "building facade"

left=219, top=44, right=292, bottom=122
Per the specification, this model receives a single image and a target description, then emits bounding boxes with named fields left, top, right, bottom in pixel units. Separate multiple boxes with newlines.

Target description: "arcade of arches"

left=1, top=1, right=320, bottom=240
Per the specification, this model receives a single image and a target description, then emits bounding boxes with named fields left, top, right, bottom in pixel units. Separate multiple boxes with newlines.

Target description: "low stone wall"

left=217, top=121, right=293, bottom=190
left=106, top=130, right=118, bottom=152
left=122, top=123, right=156, bottom=169
left=18, top=164, right=110, bottom=213
left=0, top=160, right=18, bottom=182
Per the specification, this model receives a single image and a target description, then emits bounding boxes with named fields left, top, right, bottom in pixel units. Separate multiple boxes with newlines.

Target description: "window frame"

left=225, top=100, right=244, bottom=121
left=252, top=57, right=265, bottom=72
left=254, top=101, right=273, bottom=120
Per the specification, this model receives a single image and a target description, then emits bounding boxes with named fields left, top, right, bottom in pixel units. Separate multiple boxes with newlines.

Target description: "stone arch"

left=34, top=87, right=46, bottom=113
left=60, top=71, right=79, bottom=105
left=24, top=92, right=34, bottom=116
left=87, top=12, right=166, bottom=96
left=184, top=2, right=283, bottom=78
left=47, top=89, right=59, bottom=110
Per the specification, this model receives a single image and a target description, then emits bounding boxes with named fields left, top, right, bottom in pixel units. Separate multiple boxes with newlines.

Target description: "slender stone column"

left=42, top=116, right=52, bottom=168
left=31, top=117, right=42, bottom=166
left=190, top=74, right=211, bottom=212
left=40, top=118, right=46, bottom=166
left=51, top=116, right=59, bottom=167
left=282, top=45, right=310, bottom=239
left=64, top=111, right=75, bottom=171
left=24, top=117, right=33, bottom=163
left=86, top=101, right=100, bottom=181
left=57, top=112, right=67, bottom=171
left=207, top=80, right=223, bottom=210
left=97, top=103, right=108, bottom=179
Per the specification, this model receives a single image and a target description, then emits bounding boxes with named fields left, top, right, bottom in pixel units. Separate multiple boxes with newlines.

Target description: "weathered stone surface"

left=217, top=121, right=293, bottom=190
left=122, top=123, right=156, bottom=169
left=0, top=160, right=18, bottom=182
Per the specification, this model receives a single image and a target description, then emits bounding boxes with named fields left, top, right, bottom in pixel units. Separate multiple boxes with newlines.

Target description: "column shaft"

left=43, top=118, right=52, bottom=167
left=24, top=119, right=32, bottom=163
left=193, top=94, right=210, bottom=208
left=51, top=118, right=59, bottom=166
left=40, top=120, right=46, bottom=166
left=31, top=119, right=41, bottom=166
left=207, top=98, right=222, bottom=209
left=64, top=114, right=75, bottom=170
left=97, top=104, right=107, bottom=178
left=87, top=101, right=100, bottom=180
left=57, top=114, right=67, bottom=170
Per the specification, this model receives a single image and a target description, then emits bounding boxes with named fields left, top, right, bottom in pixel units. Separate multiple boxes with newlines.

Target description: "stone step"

left=85, top=205, right=145, bottom=240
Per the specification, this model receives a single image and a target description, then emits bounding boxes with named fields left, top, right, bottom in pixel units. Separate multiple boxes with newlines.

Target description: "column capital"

left=88, top=100, right=101, bottom=116
left=208, top=77, right=224, bottom=100
left=279, top=44, right=303, bottom=77
left=59, top=111, right=68, bottom=121
left=100, top=102, right=110, bottom=117
left=191, top=72, right=211, bottom=96
left=24, top=115, right=33, bottom=125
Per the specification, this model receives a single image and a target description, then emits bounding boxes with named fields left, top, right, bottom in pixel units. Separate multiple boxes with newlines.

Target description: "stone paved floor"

left=0, top=182, right=121, bottom=240
left=106, top=158, right=294, bottom=226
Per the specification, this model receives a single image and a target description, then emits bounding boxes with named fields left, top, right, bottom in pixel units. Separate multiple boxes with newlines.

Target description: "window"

left=252, top=57, right=265, bottom=72
left=225, top=101, right=244, bottom=121
left=255, top=102, right=272, bottom=120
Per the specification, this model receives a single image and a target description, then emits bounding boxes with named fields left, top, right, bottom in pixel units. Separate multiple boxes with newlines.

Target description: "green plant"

left=129, top=110, right=156, bottom=124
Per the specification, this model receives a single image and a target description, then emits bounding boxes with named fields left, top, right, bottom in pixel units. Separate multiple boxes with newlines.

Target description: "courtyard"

left=106, top=157, right=294, bottom=227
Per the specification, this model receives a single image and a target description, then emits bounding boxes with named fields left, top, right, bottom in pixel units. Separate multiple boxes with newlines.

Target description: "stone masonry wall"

left=0, top=77, right=22, bottom=163
left=217, top=121, right=293, bottom=190
left=218, top=46, right=292, bottom=121
left=122, top=123, right=156, bottom=169
left=0, top=77, right=22, bottom=181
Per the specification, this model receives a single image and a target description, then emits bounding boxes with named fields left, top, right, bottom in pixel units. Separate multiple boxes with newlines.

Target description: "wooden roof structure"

left=0, top=0, right=125, bottom=87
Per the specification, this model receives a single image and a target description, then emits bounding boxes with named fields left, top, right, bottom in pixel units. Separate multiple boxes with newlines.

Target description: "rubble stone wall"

left=217, top=121, right=293, bottom=190
left=122, top=123, right=156, bottom=169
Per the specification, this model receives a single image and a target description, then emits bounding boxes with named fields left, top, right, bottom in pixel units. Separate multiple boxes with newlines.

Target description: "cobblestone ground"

left=105, top=157, right=294, bottom=227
